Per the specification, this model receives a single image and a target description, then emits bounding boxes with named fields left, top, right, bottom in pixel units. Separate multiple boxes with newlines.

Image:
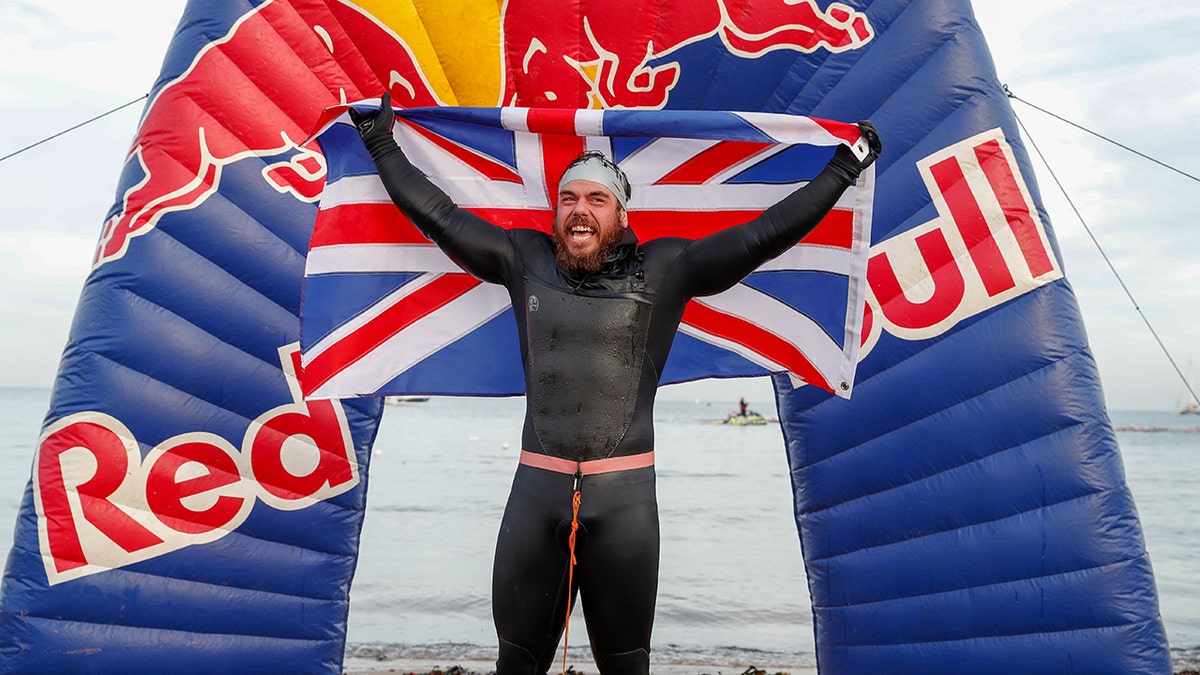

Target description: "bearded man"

left=351, top=94, right=880, bottom=675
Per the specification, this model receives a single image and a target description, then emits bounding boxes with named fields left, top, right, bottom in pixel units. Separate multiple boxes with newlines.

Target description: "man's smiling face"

left=552, top=179, right=629, bottom=273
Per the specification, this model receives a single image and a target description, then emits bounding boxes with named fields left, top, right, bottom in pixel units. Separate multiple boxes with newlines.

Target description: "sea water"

left=1, top=387, right=1197, bottom=669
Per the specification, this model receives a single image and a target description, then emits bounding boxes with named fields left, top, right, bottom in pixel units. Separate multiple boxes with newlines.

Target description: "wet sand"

left=343, top=659, right=818, bottom=675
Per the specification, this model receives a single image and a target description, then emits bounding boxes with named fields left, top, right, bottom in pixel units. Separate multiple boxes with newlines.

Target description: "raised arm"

left=351, top=95, right=514, bottom=284
left=675, top=122, right=882, bottom=297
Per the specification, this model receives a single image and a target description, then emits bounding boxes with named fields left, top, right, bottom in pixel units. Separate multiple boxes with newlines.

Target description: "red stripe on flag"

left=656, top=141, right=775, bottom=184
left=681, top=301, right=832, bottom=393
left=301, top=273, right=483, bottom=396
left=313, top=204, right=556, bottom=248
left=630, top=210, right=767, bottom=239
left=538, top=132, right=587, bottom=207
left=525, top=109, right=583, bottom=135
left=802, top=209, right=855, bottom=249
left=466, top=207, right=553, bottom=233
left=630, top=207, right=854, bottom=245
left=307, top=104, right=351, bottom=144
left=400, top=119, right=522, bottom=183
left=310, top=203, right=852, bottom=250
left=310, top=203, right=427, bottom=247
left=809, top=118, right=863, bottom=145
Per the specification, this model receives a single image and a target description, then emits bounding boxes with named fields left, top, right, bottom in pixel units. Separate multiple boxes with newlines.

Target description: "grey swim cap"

left=558, top=152, right=630, bottom=209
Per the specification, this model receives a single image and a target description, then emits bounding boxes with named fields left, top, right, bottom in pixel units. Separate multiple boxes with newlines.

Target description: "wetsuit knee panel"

left=497, top=636, right=552, bottom=675
left=597, top=648, right=650, bottom=675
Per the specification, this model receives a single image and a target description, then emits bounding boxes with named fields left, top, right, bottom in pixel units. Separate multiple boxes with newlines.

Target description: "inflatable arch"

left=1, top=1, right=1167, bottom=672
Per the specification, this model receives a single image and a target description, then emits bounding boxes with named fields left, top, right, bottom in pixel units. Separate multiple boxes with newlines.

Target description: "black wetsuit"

left=358, top=118, right=868, bottom=674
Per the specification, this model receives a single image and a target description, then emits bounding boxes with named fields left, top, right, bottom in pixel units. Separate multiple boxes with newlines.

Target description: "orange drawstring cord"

left=561, top=472, right=583, bottom=675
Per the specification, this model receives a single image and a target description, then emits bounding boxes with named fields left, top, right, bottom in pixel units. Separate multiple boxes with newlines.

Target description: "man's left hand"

left=856, top=120, right=882, bottom=170
left=829, top=120, right=882, bottom=179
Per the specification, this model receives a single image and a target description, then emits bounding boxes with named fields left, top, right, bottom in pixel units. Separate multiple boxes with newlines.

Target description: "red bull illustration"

left=93, top=0, right=443, bottom=268
left=503, top=0, right=873, bottom=108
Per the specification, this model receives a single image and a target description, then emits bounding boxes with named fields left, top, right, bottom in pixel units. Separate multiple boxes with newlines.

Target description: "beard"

left=552, top=213, right=626, bottom=275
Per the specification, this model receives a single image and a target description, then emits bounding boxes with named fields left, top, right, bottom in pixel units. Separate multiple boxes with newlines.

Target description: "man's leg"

left=493, top=467, right=576, bottom=675
left=574, top=468, right=660, bottom=675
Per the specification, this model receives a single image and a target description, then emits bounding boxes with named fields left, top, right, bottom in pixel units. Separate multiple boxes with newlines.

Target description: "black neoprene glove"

left=348, top=92, right=399, bottom=160
left=342, top=92, right=462, bottom=249
left=828, top=120, right=882, bottom=181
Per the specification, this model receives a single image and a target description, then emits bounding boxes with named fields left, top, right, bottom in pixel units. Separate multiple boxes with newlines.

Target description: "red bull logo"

left=503, top=0, right=873, bottom=108
left=858, top=128, right=1063, bottom=357
left=93, top=0, right=443, bottom=268
left=33, top=344, right=356, bottom=585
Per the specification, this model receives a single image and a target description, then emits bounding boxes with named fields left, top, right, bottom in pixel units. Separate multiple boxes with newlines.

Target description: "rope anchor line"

left=1004, top=85, right=1199, bottom=185
left=0, top=94, right=148, bottom=164
left=1005, top=84, right=1200, bottom=408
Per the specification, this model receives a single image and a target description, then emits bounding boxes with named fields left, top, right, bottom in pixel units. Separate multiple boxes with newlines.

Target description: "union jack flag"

left=300, top=104, right=874, bottom=400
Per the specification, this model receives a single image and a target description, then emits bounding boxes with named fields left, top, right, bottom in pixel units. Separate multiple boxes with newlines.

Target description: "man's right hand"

left=349, top=92, right=395, bottom=141
left=349, top=93, right=398, bottom=159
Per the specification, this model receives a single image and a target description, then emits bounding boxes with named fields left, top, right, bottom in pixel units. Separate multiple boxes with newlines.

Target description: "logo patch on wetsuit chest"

left=528, top=294, right=539, bottom=312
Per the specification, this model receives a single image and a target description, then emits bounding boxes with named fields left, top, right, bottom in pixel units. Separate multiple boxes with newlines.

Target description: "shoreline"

left=341, top=644, right=1200, bottom=675
left=342, top=643, right=818, bottom=675
left=343, top=659, right=817, bottom=675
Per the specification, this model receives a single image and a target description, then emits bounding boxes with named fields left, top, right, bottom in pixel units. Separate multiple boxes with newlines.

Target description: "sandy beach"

left=342, top=653, right=1200, bottom=675
left=341, top=640, right=818, bottom=675
left=343, top=660, right=817, bottom=675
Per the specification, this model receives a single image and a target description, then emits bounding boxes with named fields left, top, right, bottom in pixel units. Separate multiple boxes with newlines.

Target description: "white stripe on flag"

left=391, top=121, right=529, bottom=208
left=572, top=109, right=605, bottom=137
left=304, top=272, right=445, bottom=362
left=631, top=186, right=857, bottom=212
left=707, top=146, right=794, bottom=185
left=305, top=243, right=461, bottom=276
left=499, top=107, right=530, bottom=131
left=833, top=163, right=875, bottom=397
left=620, top=137, right=722, bottom=184
left=497, top=108, right=604, bottom=137
left=630, top=182, right=802, bottom=210
left=308, top=282, right=512, bottom=398
left=320, top=173, right=393, bottom=207
left=734, top=112, right=847, bottom=145
left=757, top=243, right=854, bottom=275
left=583, top=135, right=613, bottom=156
left=683, top=282, right=846, bottom=386
left=618, top=137, right=793, bottom=187
left=514, top=129, right=553, bottom=209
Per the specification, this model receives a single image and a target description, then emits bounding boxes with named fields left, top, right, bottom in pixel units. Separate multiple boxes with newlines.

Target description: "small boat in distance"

left=385, top=395, right=431, bottom=406
left=711, top=397, right=776, bottom=425
left=719, top=411, right=771, bottom=425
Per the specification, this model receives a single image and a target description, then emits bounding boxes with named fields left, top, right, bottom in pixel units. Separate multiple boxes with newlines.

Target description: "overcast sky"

left=1, top=1, right=1197, bottom=411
